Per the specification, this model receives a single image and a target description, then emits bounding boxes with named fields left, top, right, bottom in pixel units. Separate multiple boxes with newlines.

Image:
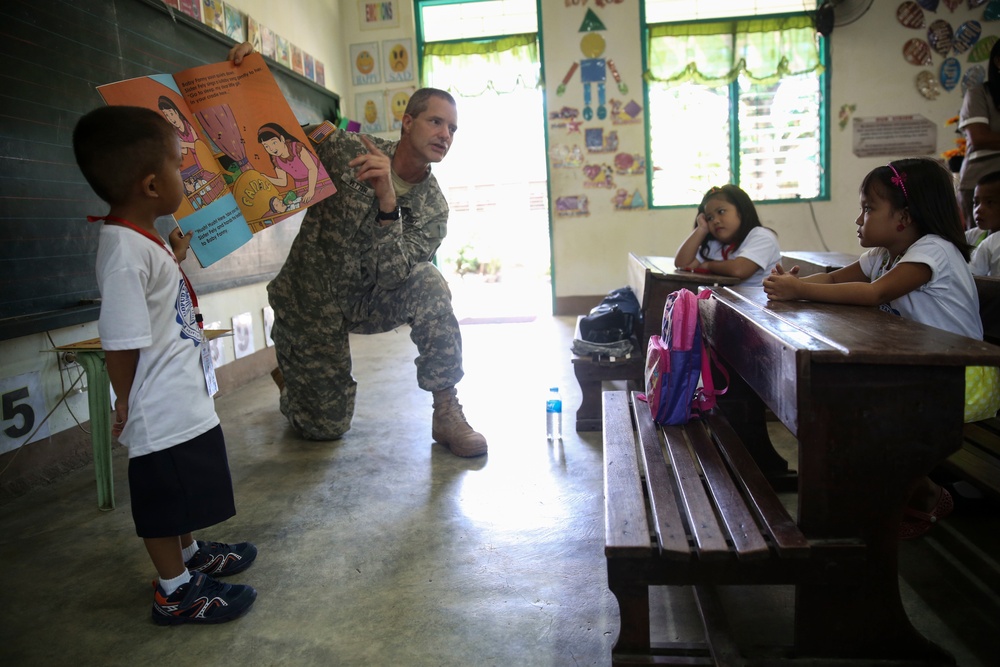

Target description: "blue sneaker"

left=152, top=572, right=256, bottom=625
left=185, top=540, right=257, bottom=577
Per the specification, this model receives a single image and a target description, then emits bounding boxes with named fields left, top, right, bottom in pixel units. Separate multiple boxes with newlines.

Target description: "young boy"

left=968, top=171, right=1000, bottom=276
left=72, top=106, right=258, bottom=625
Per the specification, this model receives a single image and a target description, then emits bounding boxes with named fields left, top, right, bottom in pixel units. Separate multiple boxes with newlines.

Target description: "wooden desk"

left=626, top=253, right=739, bottom=352
left=780, top=250, right=858, bottom=276
left=55, top=329, right=230, bottom=511
left=700, top=286, right=1000, bottom=662
left=975, top=275, right=1000, bottom=345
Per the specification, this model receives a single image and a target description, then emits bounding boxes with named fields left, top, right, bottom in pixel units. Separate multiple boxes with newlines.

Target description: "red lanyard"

left=88, top=215, right=203, bottom=328
left=720, top=243, right=737, bottom=261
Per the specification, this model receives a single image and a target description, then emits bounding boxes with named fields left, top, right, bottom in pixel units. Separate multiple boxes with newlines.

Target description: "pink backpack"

left=642, top=289, right=727, bottom=425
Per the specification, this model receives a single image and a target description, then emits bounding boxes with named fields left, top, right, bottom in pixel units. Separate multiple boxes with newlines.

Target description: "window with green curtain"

left=645, top=14, right=827, bottom=206
left=421, top=33, right=541, bottom=96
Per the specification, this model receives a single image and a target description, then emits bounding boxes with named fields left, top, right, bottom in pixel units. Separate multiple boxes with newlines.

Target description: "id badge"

left=201, top=335, right=219, bottom=397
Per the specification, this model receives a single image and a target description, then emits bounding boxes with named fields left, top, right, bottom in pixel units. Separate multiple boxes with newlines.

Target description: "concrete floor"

left=2, top=315, right=1000, bottom=666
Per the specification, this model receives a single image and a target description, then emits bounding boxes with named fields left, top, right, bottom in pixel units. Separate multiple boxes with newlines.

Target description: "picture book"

left=97, top=53, right=336, bottom=267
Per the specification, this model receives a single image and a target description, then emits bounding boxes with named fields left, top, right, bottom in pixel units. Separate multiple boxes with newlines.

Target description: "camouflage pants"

left=270, top=262, right=463, bottom=440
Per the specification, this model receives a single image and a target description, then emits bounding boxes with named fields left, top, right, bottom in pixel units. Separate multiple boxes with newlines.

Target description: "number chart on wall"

left=1, top=372, right=50, bottom=454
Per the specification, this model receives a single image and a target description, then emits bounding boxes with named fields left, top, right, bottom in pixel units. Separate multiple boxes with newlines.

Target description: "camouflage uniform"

left=267, top=130, right=462, bottom=440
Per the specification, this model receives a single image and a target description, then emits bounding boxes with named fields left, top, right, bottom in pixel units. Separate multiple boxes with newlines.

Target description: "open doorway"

left=430, top=88, right=550, bottom=323
left=417, top=0, right=550, bottom=323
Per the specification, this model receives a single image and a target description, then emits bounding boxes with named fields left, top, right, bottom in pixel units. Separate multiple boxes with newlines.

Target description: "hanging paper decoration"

left=897, top=2, right=926, bottom=28
left=943, top=0, right=962, bottom=10
left=940, top=58, right=962, bottom=90
left=916, top=0, right=939, bottom=9
left=987, top=0, right=1000, bottom=20
left=928, top=20, right=955, bottom=57
left=969, top=35, right=999, bottom=61
left=962, top=64, right=986, bottom=94
left=904, top=38, right=934, bottom=65
left=953, top=21, right=982, bottom=54
left=918, top=70, right=942, bottom=99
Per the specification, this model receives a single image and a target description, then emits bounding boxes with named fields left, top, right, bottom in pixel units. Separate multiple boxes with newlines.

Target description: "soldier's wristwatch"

left=377, top=206, right=401, bottom=221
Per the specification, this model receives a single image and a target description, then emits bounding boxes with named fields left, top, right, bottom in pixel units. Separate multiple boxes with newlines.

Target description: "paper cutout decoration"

left=943, top=0, right=962, bottom=9
left=904, top=38, right=934, bottom=65
left=579, top=9, right=606, bottom=32
left=970, top=35, right=999, bottom=62
left=916, top=0, right=938, bottom=9
left=556, top=195, right=589, bottom=217
left=928, top=20, right=954, bottom=57
left=987, top=0, right=1000, bottom=20
left=962, top=64, right=986, bottom=95
left=940, top=58, right=962, bottom=91
left=580, top=32, right=605, bottom=59
left=917, top=70, right=942, bottom=99
left=897, top=2, right=925, bottom=29
left=953, top=21, right=982, bottom=54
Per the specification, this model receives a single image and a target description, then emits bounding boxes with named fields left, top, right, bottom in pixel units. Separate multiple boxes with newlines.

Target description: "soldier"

left=229, top=42, right=487, bottom=457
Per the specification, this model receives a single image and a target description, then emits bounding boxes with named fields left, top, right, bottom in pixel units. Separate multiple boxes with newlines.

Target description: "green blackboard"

left=0, top=0, right=340, bottom=340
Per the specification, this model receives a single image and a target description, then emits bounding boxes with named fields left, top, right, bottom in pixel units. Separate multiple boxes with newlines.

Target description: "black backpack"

left=579, top=286, right=642, bottom=344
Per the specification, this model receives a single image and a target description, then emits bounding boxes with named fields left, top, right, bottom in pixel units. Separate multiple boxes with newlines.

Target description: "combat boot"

left=432, top=387, right=488, bottom=457
left=270, top=367, right=285, bottom=391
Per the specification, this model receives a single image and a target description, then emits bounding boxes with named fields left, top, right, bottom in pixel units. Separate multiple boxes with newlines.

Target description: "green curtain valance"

left=423, top=33, right=541, bottom=96
left=646, top=15, right=823, bottom=87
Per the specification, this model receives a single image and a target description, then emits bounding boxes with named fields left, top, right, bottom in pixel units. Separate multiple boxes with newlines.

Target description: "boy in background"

left=73, top=106, right=258, bottom=625
left=969, top=171, right=1000, bottom=276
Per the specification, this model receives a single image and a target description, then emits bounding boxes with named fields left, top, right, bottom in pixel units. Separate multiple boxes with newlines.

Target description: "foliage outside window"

left=645, top=15, right=826, bottom=206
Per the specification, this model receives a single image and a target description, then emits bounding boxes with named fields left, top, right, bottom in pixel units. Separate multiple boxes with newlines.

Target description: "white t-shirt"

left=966, top=227, right=990, bottom=248
left=702, top=226, right=781, bottom=286
left=96, top=225, right=219, bottom=458
left=970, top=231, right=1000, bottom=276
left=858, top=234, right=982, bottom=339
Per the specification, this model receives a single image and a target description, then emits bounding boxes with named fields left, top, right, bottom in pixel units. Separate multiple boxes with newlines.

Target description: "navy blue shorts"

left=128, top=424, right=236, bottom=539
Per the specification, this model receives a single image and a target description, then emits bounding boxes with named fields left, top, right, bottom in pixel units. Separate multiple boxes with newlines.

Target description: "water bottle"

left=546, top=387, right=563, bottom=440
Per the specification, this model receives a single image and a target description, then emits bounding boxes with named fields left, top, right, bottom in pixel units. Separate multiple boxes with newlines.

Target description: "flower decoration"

left=942, top=115, right=966, bottom=172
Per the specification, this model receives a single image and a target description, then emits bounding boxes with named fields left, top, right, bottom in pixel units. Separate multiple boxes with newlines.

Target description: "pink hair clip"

left=887, top=163, right=909, bottom=203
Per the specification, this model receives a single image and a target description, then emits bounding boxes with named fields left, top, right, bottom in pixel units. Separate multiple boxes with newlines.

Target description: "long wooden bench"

left=603, top=390, right=864, bottom=665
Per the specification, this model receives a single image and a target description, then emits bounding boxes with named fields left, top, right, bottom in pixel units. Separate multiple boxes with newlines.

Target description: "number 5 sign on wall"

left=1, top=371, right=50, bottom=454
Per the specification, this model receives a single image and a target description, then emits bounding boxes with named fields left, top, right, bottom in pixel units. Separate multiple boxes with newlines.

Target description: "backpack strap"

left=692, top=290, right=729, bottom=415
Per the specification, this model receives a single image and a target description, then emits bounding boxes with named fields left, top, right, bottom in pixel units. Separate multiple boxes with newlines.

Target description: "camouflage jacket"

left=268, top=129, right=449, bottom=325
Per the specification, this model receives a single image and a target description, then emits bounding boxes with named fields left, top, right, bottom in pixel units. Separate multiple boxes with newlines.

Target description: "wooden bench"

left=603, top=390, right=864, bottom=664
left=604, top=285, right=1000, bottom=664
left=571, top=316, right=643, bottom=432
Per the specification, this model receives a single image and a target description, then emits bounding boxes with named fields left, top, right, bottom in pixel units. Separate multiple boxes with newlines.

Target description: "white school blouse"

left=970, top=231, right=1000, bottom=277
left=859, top=234, right=982, bottom=340
left=702, top=226, right=781, bottom=287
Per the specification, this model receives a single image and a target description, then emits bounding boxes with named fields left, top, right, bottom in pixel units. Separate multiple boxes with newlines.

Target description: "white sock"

left=159, top=569, right=191, bottom=596
left=181, top=541, right=199, bottom=563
